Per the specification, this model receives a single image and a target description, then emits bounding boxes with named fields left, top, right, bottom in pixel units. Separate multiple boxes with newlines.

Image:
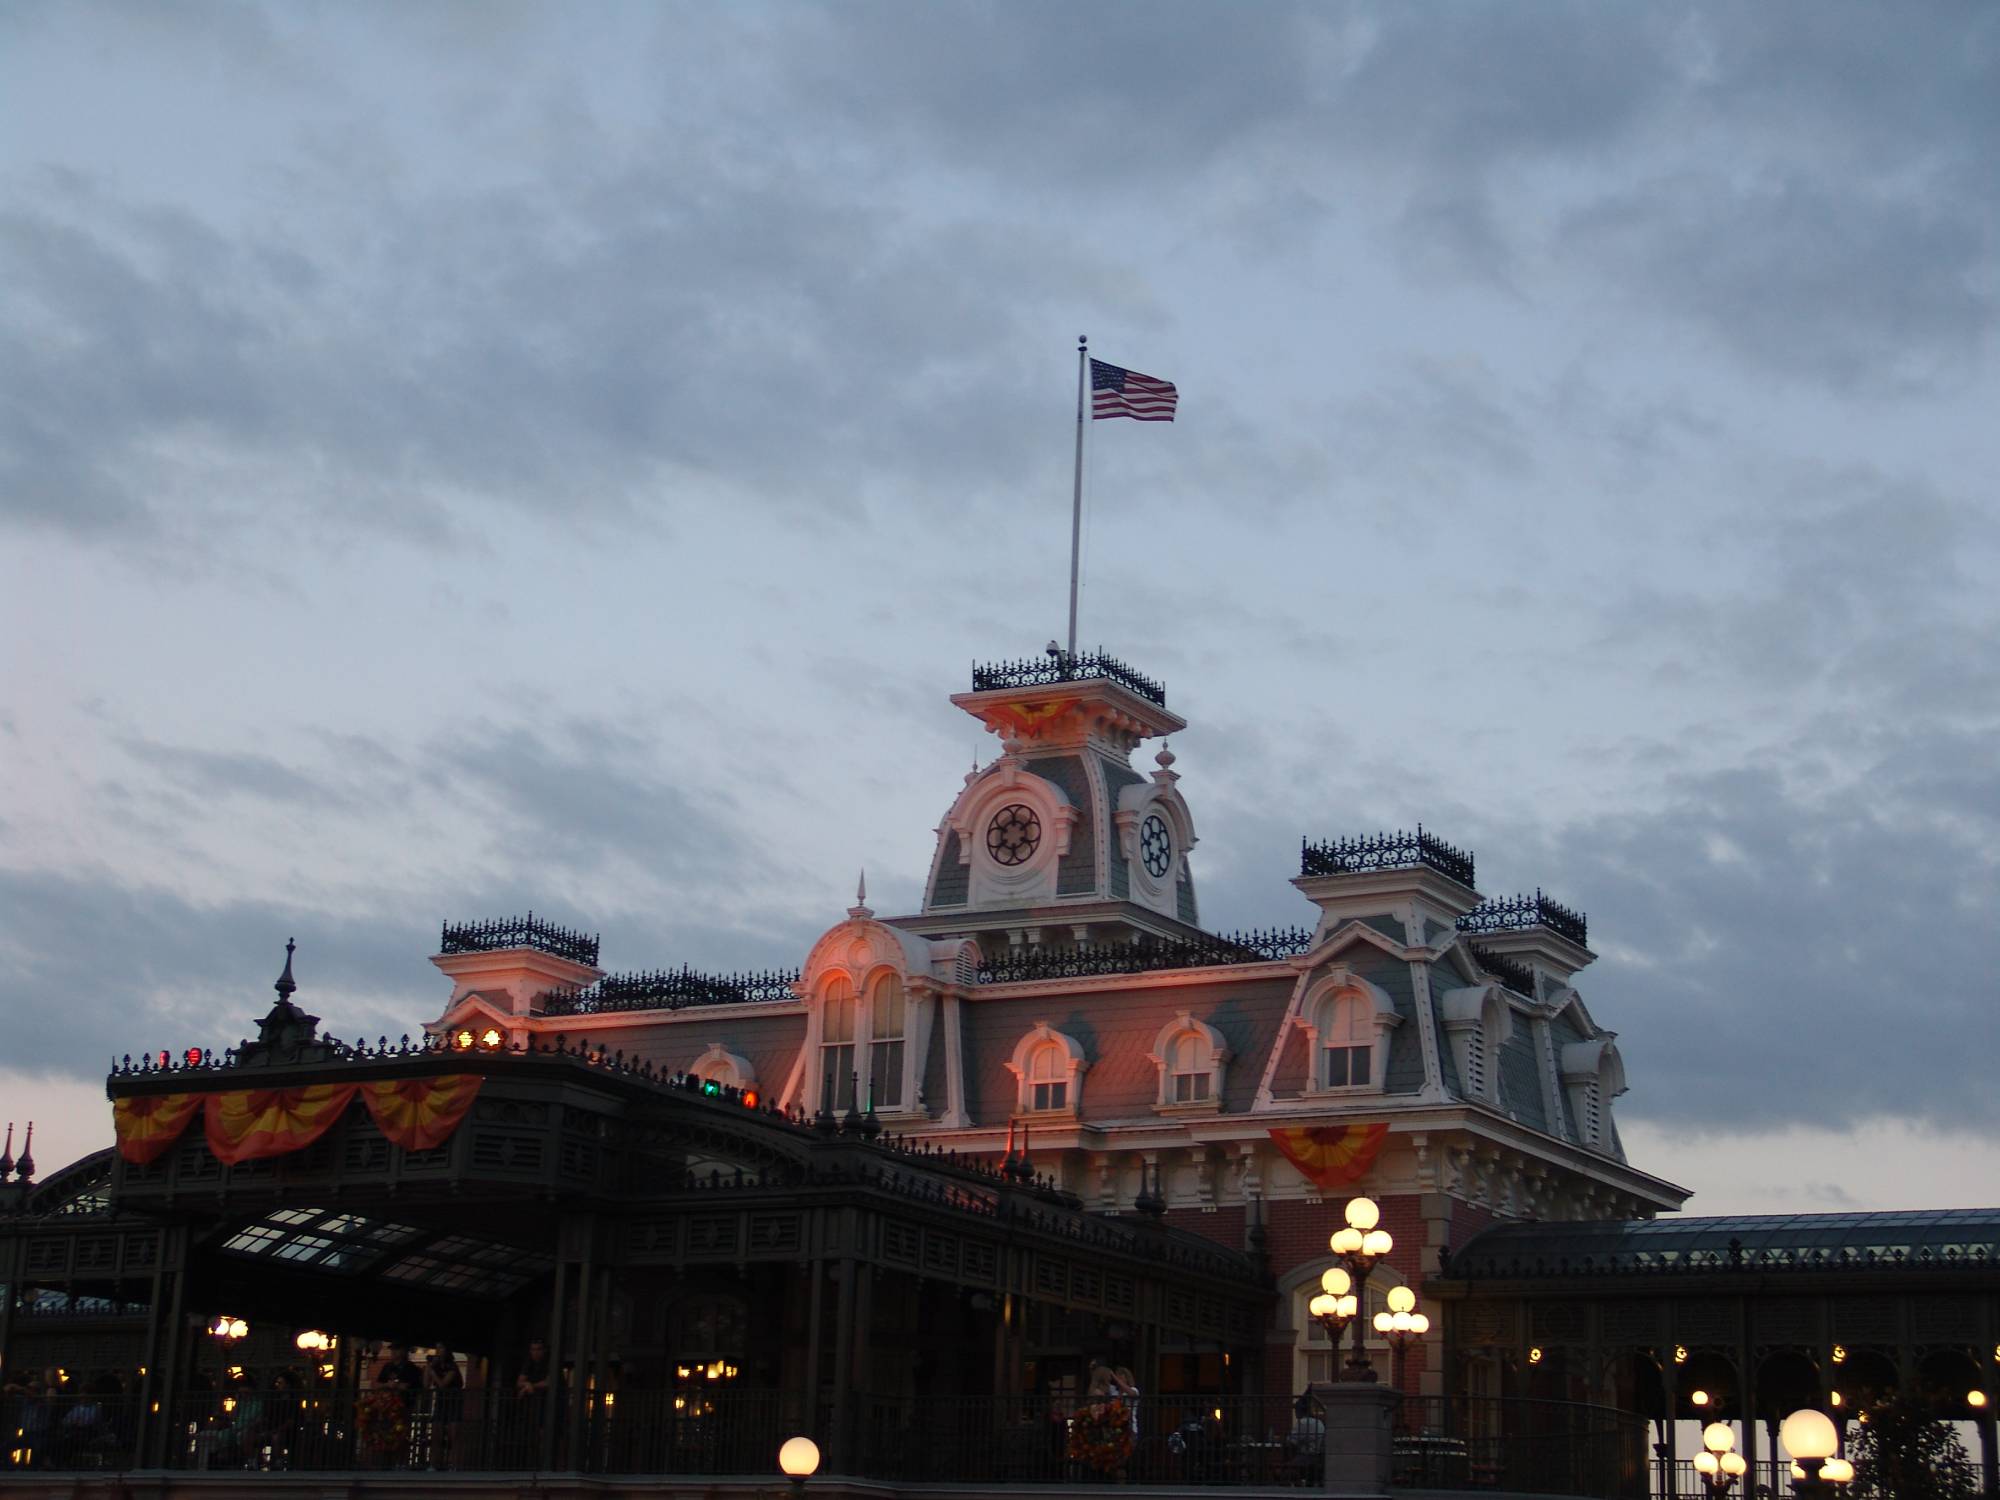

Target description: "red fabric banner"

left=359, top=1075, right=483, bottom=1152
left=111, top=1092, right=203, bottom=1164
left=203, top=1084, right=358, bottom=1166
left=1267, top=1122, right=1389, bottom=1192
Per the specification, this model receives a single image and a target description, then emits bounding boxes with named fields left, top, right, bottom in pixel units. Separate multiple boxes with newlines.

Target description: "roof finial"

left=274, top=937, right=298, bottom=1003
left=848, top=872, right=873, bottom=921
left=15, top=1121, right=32, bottom=1183
left=0, top=1122, right=13, bottom=1182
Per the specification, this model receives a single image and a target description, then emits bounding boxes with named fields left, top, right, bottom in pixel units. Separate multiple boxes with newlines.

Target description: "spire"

left=274, top=937, right=298, bottom=1003
left=0, top=1122, right=13, bottom=1182
left=848, top=870, right=873, bottom=921
left=15, top=1122, right=32, bottom=1183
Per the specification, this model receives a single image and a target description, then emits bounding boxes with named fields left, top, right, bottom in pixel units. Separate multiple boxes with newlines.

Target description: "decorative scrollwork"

left=971, top=650, right=1166, bottom=706
left=542, top=965, right=801, bottom=1016
left=1458, top=890, right=1588, bottom=947
left=440, top=913, right=600, bottom=967
left=1139, top=814, right=1172, bottom=878
left=985, top=804, right=1042, bottom=866
left=1300, top=827, right=1475, bottom=888
left=975, top=927, right=1314, bottom=985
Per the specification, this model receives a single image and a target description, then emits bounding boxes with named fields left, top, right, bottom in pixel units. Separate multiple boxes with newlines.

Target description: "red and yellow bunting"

left=114, top=1074, right=486, bottom=1167
left=111, top=1092, right=203, bottom=1164
left=203, top=1084, right=359, bottom=1166
left=1268, top=1122, right=1389, bottom=1192
left=359, top=1074, right=482, bottom=1152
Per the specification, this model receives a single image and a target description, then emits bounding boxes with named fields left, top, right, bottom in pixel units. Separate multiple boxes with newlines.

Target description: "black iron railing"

left=1458, top=890, right=1588, bottom=947
left=541, top=966, right=801, bottom=1016
left=972, top=650, right=1167, bottom=706
left=1465, top=942, right=1537, bottom=996
left=1301, top=828, right=1476, bottom=888
left=439, top=914, right=600, bottom=967
left=975, top=927, right=1314, bottom=986
left=3, top=1389, right=1646, bottom=1492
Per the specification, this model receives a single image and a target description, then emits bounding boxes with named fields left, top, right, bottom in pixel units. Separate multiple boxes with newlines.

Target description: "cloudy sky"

left=4, top=2, right=1995, bottom=1213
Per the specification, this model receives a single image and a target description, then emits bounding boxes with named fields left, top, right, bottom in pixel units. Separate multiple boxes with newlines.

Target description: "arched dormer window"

left=1438, top=984, right=1515, bottom=1106
left=1296, top=976, right=1403, bottom=1096
left=1148, top=1012, right=1228, bottom=1111
left=689, top=1043, right=758, bottom=1096
left=1004, top=1023, right=1088, bottom=1118
left=1560, top=1037, right=1626, bottom=1152
left=820, top=976, right=856, bottom=1112
left=868, top=973, right=905, bottom=1111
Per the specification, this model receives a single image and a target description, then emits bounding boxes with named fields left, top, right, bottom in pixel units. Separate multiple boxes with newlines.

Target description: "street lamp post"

left=1371, top=1286, right=1430, bottom=1394
left=1780, top=1408, right=1853, bottom=1498
left=1316, top=1197, right=1395, bottom=1382
left=1693, top=1421, right=1748, bottom=1496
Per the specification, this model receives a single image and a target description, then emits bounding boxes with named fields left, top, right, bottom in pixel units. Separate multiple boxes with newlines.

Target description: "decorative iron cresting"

left=1299, top=826, right=1476, bottom=887
left=975, top=926, right=1314, bottom=986
left=542, top=965, right=802, bottom=1015
left=1466, top=942, right=1536, bottom=996
left=1458, top=890, right=1588, bottom=947
left=440, top=913, right=600, bottom=967
left=971, top=650, right=1166, bottom=706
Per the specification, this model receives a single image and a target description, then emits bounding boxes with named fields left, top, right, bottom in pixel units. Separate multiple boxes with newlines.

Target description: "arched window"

left=1148, top=1012, right=1228, bottom=1110
left=868, top=974, right=905, bottom=1111
left=689, top=1044, right=757, bottom=1095
left=1297, top=977, right=1401, bottom=1097
left=1028, top=1043, right=1068, bottom=1112
left=821, top=977, right=856, bottom=1112
left=1005, top=1023, right=1088, bottom=1117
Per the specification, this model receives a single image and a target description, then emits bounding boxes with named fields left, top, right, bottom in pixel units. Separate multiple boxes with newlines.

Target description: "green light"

left=702, top=1080, right=721, bottom=1097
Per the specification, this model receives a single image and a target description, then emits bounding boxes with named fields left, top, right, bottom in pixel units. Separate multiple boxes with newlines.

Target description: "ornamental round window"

left=986, top=804, right=1043, bottom=867
left=1140, top=813, right=1172, bottom=879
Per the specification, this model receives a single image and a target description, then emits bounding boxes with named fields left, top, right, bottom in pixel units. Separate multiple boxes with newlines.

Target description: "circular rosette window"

left=1140, top=812, right=1173, bottom=878
left=985, top=803, right=1043, bottom=867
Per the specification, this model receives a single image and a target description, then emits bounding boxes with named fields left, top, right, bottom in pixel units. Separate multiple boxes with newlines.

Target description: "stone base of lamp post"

left=1309, top=1380, right=1400, bottom=1497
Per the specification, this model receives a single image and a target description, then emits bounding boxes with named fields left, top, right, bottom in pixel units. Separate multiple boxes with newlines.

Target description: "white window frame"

left=1296, top=976, right=1403, bottom=1098
left=1147, top=1011, right=1228, bottom=1114
left=1004, top=1022, right=1088, bottom=1119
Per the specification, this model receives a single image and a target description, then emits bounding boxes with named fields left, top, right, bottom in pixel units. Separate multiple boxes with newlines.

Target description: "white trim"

left=1003, top=1021, right=1090, bottom=1118
left=1146, top=1010, right=1229, bottom=1111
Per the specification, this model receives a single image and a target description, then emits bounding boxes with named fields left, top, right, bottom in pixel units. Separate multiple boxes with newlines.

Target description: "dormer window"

left=1005, top=1023, right=1088, bottom=1118
left=1439, top=984, right=1515, bottom=1108
left=1149, top=1012, right=1228, bottom=1112
left=1560, top=1036, right=1627, bottom=1153
left=1296, top=976, right=1403, bottom=1098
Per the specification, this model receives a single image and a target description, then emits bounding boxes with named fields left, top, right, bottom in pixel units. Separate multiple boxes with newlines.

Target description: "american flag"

left=1090, top=359, right=1178, bottom=421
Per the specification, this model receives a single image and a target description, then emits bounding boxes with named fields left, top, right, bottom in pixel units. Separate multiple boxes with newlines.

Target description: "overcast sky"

left=3, top=2, right=1995, bottom=1215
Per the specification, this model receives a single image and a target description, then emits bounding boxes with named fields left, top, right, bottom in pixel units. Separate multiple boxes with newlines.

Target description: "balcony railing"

left=975, top=927, right=1315, bottom=986
left=1458, top=890, right=1588, bottom=948
left=1301, top=828, right=1477, bottom=888
left=439, top=913, right=600, bottom=967
left=542, top=965, right=801, bottom=1015
left=3, top=1389, right=1646, bottom=1494
left=972, top=650, right=1167, bottom=706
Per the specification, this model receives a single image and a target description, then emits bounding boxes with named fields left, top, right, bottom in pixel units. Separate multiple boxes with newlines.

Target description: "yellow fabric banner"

left=358, top=1074, right=483, bottom=1152
left=1267, top=1122, right=1389, bottom=1191
left=111, top=1092, right=203, bottom=1165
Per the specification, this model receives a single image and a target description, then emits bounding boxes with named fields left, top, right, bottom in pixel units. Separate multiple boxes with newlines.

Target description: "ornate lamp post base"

left=1308, top=1380, right=1401, bottom=1497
